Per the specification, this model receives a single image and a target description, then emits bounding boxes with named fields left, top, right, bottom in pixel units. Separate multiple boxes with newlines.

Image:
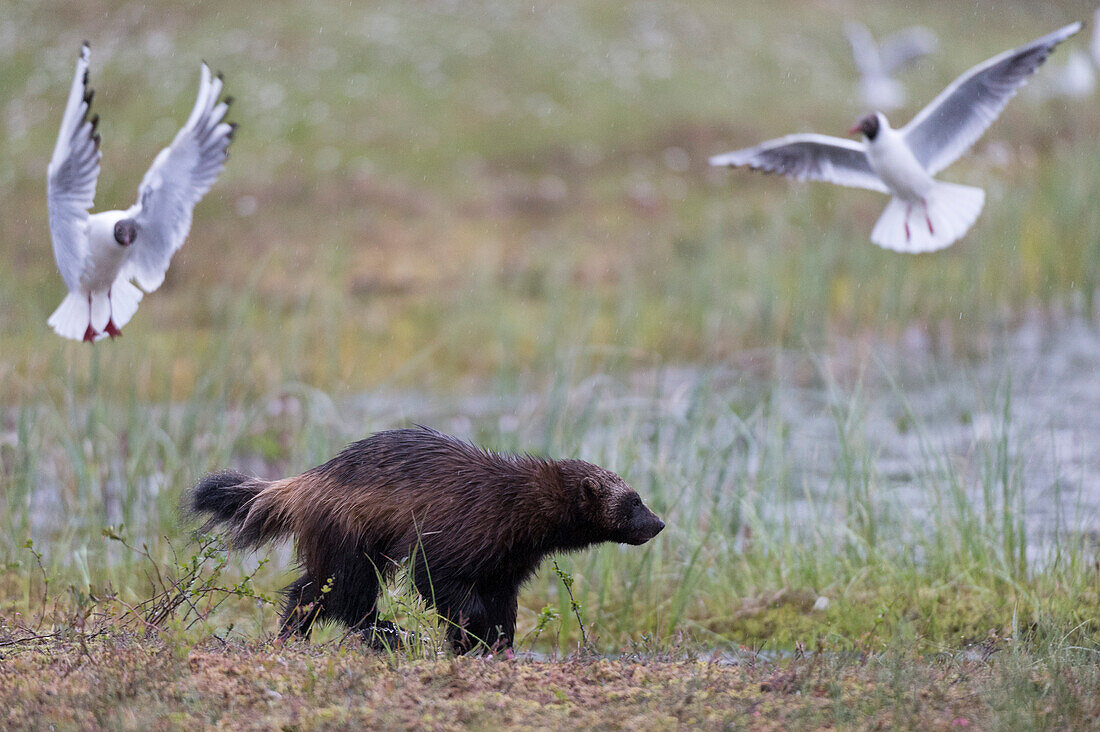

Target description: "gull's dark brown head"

left=113, top=219, right=136, bottom=247
left=848, top=113, right=881, bottom=141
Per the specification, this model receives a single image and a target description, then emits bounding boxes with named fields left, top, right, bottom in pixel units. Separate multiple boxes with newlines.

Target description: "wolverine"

left=188, top=426, right=665, bottom=653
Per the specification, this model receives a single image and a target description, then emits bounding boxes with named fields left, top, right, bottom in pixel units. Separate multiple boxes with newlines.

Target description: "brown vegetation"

left=8, top=633, right=1092, bottom=730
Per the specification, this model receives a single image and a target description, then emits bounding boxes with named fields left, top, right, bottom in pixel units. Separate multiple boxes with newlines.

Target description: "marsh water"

left=20, top=316, right=1100, bottom=568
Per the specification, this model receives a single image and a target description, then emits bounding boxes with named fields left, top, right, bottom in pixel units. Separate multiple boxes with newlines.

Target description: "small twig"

left=552, top=560, right=589, bottom=652
left=24, top=542, right=49, bottom=631
left=0, top=628, right=110, bottom=649
left=0, top=631, right=64, bottom=648
left=110, top=596, right=166, bottom=636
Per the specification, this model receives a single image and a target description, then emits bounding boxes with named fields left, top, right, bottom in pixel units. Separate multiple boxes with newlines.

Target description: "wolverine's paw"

left=363, top=621, right=418, bottom=652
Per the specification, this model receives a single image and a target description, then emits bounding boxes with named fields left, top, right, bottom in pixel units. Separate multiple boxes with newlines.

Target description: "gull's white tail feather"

left=89, top=290, right=111, bottom=332
left=47, top=291, right=90, bottom=340
left=109, top=276, right=143, bottom=330
left=871, top=182, right=985, bottom=253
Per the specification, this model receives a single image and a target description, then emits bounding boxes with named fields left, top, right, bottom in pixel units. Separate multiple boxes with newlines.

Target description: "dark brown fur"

left=189, top=426, right=664, bottom=653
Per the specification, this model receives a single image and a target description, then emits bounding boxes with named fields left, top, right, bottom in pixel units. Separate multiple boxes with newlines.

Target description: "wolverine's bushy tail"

left=189, top=470, right=293, bottom=549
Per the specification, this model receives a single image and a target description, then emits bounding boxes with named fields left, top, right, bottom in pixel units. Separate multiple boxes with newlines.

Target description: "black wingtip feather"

left=84, top=88, right=94, bottom=105
left=223, top=95, right=234, bottom=106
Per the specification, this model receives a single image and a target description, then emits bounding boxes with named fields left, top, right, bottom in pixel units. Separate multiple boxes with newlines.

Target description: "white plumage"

left=47, top=43, right=236, bottom=341
left=710, top=23, right=1080, bottom=254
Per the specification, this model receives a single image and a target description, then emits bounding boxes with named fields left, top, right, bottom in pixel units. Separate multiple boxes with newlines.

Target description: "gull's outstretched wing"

left=710, top=134, right=889, bottom=193
left=845, top=21, right=882, bottom=77
left=126, top=63, right=235, bottom=292
left=878, top=27, right=938, bottom=76
left=902, top=22, right=1081, bottom=176
left=47, top=42, right=101, bottom=292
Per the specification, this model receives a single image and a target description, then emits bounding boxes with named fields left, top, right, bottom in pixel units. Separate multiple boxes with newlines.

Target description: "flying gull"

left=845, top=21, right=938, bottom=110
left=710, top=23, right=1081, bottom=253
left=47, top=43, right=236, bottom=341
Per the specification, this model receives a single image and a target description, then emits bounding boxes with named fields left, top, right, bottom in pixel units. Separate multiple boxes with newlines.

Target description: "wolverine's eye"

left=630, top=495, right=641, bottom=508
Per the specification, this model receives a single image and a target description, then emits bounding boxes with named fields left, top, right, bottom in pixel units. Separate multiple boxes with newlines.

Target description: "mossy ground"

left=3, top=633, right=1098, bottom=731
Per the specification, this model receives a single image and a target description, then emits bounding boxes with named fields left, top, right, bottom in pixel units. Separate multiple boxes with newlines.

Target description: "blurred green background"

left=2, top=0, right=1097, bottom=401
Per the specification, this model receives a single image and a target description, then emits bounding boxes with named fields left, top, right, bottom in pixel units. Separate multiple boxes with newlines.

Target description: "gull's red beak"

left=849, top=114, right=880, bottom=140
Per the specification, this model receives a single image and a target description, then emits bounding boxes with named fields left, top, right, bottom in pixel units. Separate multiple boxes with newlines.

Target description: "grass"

left=2, top=0, right=1100, bottom=726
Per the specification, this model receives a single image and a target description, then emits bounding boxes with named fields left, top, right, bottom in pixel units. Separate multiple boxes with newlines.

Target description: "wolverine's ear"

left=580, top=476, right=600, bottom=504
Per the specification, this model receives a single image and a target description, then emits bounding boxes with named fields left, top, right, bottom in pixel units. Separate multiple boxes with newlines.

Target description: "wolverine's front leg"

left=417, top=574, right=489, bottom=655
left=443, top=591, right=489, bottom=655
left=434, top=584, right=518, bottom=654
left=479, top=587, right=519, bottom=652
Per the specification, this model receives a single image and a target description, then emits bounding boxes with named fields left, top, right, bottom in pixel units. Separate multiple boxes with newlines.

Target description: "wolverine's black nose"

left=655, top=519, right=665, bottom=532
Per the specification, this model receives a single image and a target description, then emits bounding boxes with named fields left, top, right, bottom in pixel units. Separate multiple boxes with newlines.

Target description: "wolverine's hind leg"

left=278, top=574, right=326, bottom=639
left=322, top=543, right=391, bottom=645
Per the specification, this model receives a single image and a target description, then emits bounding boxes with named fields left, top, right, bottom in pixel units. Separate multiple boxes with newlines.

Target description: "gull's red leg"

left=104, top=287, right=122, bottom=338
left=83, top=293, right=97, bottom=343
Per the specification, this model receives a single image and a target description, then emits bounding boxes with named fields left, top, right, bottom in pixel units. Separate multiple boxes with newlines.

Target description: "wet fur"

left=188, top=426, right=664, bottom=653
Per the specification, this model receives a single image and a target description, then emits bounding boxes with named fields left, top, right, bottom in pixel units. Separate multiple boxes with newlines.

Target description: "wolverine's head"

left=566, top=462, right=665, bottom=545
